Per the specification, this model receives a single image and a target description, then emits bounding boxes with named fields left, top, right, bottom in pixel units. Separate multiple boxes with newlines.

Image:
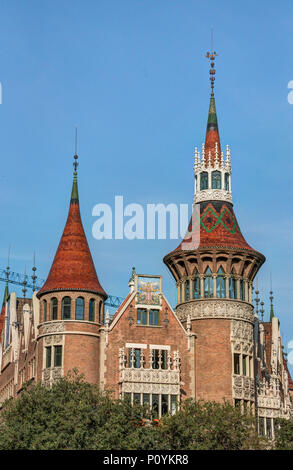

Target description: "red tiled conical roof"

left=172, top=200, right=259, bottom=254
left=38, top=168, right=107, bottom=298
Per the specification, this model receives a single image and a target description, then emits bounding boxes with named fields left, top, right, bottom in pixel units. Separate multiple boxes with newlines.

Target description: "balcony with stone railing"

left=119, top=348, right=181, bottom=395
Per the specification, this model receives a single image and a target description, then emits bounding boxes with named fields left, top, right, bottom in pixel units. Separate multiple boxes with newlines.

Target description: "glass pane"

left=134, top=349, right=141, bottom=368
left=152, top=394, right=159, bottom=416
left=149, top=310, right=154, bottom=325
left=171, top=395, right=177, bottom=415
left=89, top=299, right=95, bottom=322
left=240, top=280, right=245, bottom=301
left=234, top=354, right=240, bottom=375
left=54, top=345, right=62, bottom=367
left=212, top=171, right=221, bottom=189
left=185, top=280, right=190, bottom=300
left=142, top=310, right=147, bottom=325
left=161, top=395, right=168, bottom=416
left=225, top=173, right=229, bottom=191
left=124, top=392, right=131, bottom=402
left=51, top=298, right=58, bottom=320
left=133, top=393, right=140, bottom=404
left=152, top=350, right=159, bottom=369
left=259, top=417, right=265, bottom=436
left=154, top=310, right=159, bottom=325
left=267, top=418, right=272, bottom=439
left=75, top=297, right=84, bottom=320
left=162, top=350, right=168, bottom=370
left=143, top=394, right=150, bottom=407
left=193, top=277, right=200, bottom=299
left=242, top=355, right=247, bottom=376
left=137, top=309, right=141, bottom=325
left=46, top=347, right=52, bottom=368
left=216, top=276, right=225, bottom=298
left=62, top=297, right=71, bottom=320
left=200, top=172, right=208, bottom=190
left=43, top=301, right=47, bottom=322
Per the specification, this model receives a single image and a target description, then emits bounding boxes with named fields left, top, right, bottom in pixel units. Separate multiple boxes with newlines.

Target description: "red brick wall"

left=103, top=297, right=192, bottom=400
left=192, top=318, right=233, bottom=402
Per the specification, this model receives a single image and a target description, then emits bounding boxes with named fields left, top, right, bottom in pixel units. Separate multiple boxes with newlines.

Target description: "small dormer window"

left=200, top=172, right=208, bottom=190
left=212, top=171, right=221, bottom=189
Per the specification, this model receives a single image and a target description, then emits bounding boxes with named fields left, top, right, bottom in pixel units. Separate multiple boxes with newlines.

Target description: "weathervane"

left=205, top=28, right=218, bottom=95
left=73, top=126, right=78, bottom=174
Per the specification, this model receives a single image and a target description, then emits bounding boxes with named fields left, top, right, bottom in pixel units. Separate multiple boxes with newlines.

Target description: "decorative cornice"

left=194, top=190, right=232, bottom=204
left=176, top=299, right=254, bottom=323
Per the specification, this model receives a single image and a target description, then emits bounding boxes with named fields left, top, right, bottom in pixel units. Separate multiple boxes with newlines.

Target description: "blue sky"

left=0, top=0, right=293, bottom=373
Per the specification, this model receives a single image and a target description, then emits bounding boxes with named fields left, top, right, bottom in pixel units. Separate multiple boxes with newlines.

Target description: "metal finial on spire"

left=255, top=278, right=260, bottom=317
left=5, top=245, right=11, bottom=283
left=73, top=126, right=78, bottom=175
left=260, top=300, right=265, bottom=323
left=31, top=251, right=37, bottom=292
left=205, top=28, right=218, bottom=96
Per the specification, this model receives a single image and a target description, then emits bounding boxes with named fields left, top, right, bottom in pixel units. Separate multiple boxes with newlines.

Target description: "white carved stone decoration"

left=177, top=300, right=254, bottom=323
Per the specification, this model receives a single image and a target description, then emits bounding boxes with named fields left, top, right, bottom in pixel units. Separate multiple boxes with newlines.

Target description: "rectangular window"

left=234, top=353, right=240, bottom=375
left=128, top=348, right=141, bottom=368
left=193, top=278, right=200, bottom=299
left=54, top=345, right=62, bottom=367
left=185, top=280, right=190, bottom=301
left=143, top=393, right=150, bottom=407
left=152, top=350, right=160, bottom=369
left=161, top=394, right=168, bottom=416
left=124, top=392, right=131, bottom=402
left=234, top=399, right=241, bottom=408
left=266, top=418, right=272, bottom=439
left=259, top=417, right=265, bottom=437
left=171, top=395, right=177, bottom=415
left=149, top=309, right=159, bottom=326
left=242, top=355, right=247, bottom=376
left=133, top=393, right=140, bottom=404
left=162, top=350, right=168, bottom=369
left=152, top=394, right=159, bottom=416
left=45, top=346, right=52, bottom=369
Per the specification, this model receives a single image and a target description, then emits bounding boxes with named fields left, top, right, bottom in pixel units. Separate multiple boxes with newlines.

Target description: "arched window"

left=51, top=297, right=58, bottom=320
left=43, top=300, right=47, bottom=322
left=200, top=172, right=208, bottom=190
left=185, top=280, right=190, bottom=301
left=89, top=299, right=95, bottom=322
left=240, top=280, right=245, bottom=301
left=229, top=272, right=237, bottom=299
left=193, top=271, right=201, bottom=299
left=225, top=173, right=229, bottom=191
left=62, top=296, right=72, bottom=319
left=75, top=297, right=84, bottom=320
left=98, top=301, right=102, bottom=323
left=216, top=267, right=226, bottom=298
left=212, top=171, right=221, bottom=189
left=204, top=267, right=213, bottom=298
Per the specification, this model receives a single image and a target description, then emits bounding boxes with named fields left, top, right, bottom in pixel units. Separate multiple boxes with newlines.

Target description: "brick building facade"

left=0, top=54, right=292, bottom=439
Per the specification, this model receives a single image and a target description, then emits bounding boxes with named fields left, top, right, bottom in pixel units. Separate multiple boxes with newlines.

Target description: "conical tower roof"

left=38, top=156, right=107, bottom=298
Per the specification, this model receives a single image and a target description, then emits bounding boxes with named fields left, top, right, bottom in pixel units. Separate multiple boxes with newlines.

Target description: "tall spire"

left=205, top=42, right=221, bottom=166
left=38, top=138, right=107, bottom=298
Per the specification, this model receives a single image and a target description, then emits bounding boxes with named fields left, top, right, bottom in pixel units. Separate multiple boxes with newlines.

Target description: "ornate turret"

left=36, top=147, right=107, bottom=385
left=163, top=50, right=265, bottom=406
left=38, top=154, right=106, bottom=298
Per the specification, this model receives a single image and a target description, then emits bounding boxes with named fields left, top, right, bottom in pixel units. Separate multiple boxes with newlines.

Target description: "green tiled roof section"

left=207, top=95, right=218, bottom=127
left=71, top=173, right=79, bottom=203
